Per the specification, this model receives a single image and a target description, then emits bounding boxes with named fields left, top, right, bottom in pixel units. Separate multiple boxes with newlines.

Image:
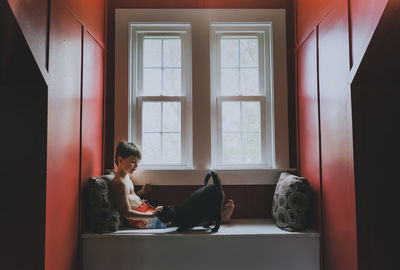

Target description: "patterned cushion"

left=272, top=172, right=312, bottom=232
left=87, top=173, right=121, bottom=233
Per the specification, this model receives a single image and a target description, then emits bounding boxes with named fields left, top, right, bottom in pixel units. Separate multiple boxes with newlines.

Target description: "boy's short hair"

left=115, top=141, right=142, bottom=165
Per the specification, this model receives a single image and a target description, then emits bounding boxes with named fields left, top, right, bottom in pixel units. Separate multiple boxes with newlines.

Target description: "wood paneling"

left=3, top=0, right=106, bottom=269
left=139, top=185, right=276, bottom=219
left=45, top=1, right=82, bottom=270
left=114, top=0, right=289, bottom=8
left=0, top=3, right=47, bottom=268
left=297, top=31, right=321, bottom=231
left=351, top=2, right=400, bottom=268
left=81, top=31, right=104, bottom=188
left=65, top=0, right=105, bottom=45
left=296, top=0, right=333, bottom=43
left=318, top=1, right=357, bottom=269
left=80, top=30, right=104, bottom=232
left=349, top=0, right=388, bottom=67
left=6, top=0, right=49, bottom=76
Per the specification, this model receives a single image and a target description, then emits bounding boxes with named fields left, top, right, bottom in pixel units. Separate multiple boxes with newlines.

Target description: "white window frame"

left=115, top=9, right=290, bottom=185
left=129, top=24, right=193, bottom=169
left=210, top=24, right=274, bottom=169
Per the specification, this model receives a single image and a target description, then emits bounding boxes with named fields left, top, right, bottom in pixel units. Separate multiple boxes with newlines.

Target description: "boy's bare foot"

left=222, top=199, right=235, bottom=224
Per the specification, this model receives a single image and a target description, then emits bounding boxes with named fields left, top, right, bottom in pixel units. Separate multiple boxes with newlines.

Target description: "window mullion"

left=160, top=101, right=164, bottom=162
left=161, top=38, right=164, bottom=96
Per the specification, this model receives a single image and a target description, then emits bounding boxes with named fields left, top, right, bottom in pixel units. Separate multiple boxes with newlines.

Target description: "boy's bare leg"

left=221, top=199, right=235, bottom=224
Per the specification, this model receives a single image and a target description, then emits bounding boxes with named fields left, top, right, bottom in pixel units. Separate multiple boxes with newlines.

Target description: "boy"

left=111, top=141, right=235, bottom=228
left=111, top=141, right=165, bottom=229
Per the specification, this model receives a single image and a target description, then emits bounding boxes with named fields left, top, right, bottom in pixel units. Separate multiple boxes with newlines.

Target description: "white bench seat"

left=82, top=219, right=319, bottom=270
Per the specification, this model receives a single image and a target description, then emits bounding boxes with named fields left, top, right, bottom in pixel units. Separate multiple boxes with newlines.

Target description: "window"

left=130, top=24, right=192, bottom=169
left=115, top=9, right=289, bottom=183
left=210, top=24, right=273, bottom=169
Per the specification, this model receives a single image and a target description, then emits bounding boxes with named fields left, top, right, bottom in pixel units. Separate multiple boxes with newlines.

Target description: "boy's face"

left=118, top=155, right=140, bottom=174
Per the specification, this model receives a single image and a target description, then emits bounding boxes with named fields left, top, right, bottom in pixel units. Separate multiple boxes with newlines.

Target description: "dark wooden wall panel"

left=1, top=2, right=47, bottom=269
left=349, top=0, right=388, bottom=67
left=350, top=3, right=400, bottom=268
left=296, top=0, right=333, bottom=43
left=3, top=0, right=106, bottom=269
left=318, top=1, right=358, bottom=269
left=45, top=1, right=82, bottom=270
left=297, top=31, right=321, bottom=231
left=141, top=185, right=276, bottom=219
left=64, top=0, right=105, bottom=45
left=6, top=0, right=49, bottom=74
left=352, top=85, right=400, bottom=270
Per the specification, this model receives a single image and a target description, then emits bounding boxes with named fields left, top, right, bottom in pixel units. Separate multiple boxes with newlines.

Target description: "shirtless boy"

left=111, top=141, right=164, bottom=228
left=111, top=141, right=235, bottom=228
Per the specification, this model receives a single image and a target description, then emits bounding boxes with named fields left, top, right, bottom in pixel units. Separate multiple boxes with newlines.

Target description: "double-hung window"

left=210, top=24, right=273, bottom=169
left=130, top=24, right=192, bottom=169
left=117, top=10, right=289, bottom=180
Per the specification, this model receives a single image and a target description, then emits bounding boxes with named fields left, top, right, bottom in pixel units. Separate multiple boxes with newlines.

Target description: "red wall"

left=318, top=1, right=357, bottom=268
left=6, top=0, right=49, bottom=75
left=349, top=0, right=388, bottom=67
left=295, top=0, right=391, bottom=269
left=4, top=0, right=106, bottom=269
left=297, top=31, right=321, bottom=231
left=46, top=2, right=82, bottom=269
left=1, top=2, right=47, bottom=269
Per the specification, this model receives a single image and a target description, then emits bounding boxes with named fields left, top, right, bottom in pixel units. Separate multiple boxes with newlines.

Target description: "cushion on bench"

left=87, top=172, right=122, bottom=233
left=272, top=172, right=312, bottom=232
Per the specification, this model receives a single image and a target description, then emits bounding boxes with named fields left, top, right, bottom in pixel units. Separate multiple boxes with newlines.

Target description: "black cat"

left=156, top=170, right=224, bottom=232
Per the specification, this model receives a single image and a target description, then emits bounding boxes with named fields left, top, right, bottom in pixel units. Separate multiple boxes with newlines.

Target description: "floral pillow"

left=87, top=173, right=121, bottom=233
left=272, top=172, right=312, bottom=232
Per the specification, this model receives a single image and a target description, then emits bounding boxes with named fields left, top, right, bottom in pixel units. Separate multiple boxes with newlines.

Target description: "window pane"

left=221, top=39, right=238, bottom=67
left=142, top=102, right=161, bottom=132
left=242, top=102, right=260, bottom=132
left=222, top=102, right=240, bottom=132
left=240, top=38, right=258, bottom=67
left=243, top=132, right=261, bottom=163
left=162, top=133, right=181, bottom=163
left=163, top=68, right=182, bottom=96
left=143, top=38, right=161, bottom=67
left=163, top=102, right=181, bottom=132
left=221, top=68, right=239, bottom=95
left=142, top=133, right=162, bottom=163
left=143, top=69, right=162, bottom=96
left=240, top=68, right=259, bottom=95
left=223, top=132, right=241, bottom=163
left=163, top=38, right=181, bottom=67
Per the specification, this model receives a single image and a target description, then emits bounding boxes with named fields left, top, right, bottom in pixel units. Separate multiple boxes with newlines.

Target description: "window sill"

left=132, top=168, right=297, bottom=185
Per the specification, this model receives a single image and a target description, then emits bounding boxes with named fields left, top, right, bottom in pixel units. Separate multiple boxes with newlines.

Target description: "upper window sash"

left=214, top=33, right=267, bottom=97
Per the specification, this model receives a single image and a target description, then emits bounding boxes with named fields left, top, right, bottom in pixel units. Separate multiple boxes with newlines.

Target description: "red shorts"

left=127, top=202, right=166, bottom=229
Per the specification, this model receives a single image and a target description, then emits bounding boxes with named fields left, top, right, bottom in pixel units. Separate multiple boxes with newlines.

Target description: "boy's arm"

left=112, top=181, right=155, bottom=220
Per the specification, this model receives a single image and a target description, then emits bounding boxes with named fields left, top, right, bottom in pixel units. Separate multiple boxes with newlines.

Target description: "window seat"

left=81, top=219, right=319, bottom=270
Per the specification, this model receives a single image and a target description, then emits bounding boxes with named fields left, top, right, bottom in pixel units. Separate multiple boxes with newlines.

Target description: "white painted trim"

left=115, top=9, right=289, bottom=184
